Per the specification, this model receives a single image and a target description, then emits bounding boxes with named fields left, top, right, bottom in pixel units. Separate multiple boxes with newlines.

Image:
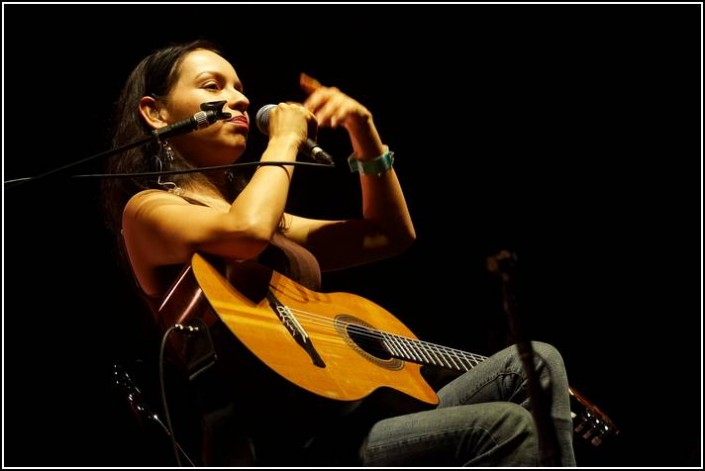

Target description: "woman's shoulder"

left=131, top=188, right=182, bottom=200
left=127, top=188, right=191, bottom=206
left=123, top=189, right=191, bottom=217
left=126, top=188, right=228, bottom=212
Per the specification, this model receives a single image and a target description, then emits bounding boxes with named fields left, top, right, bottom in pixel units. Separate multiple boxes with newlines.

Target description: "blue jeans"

left=360, top=342, right=577, bottom=466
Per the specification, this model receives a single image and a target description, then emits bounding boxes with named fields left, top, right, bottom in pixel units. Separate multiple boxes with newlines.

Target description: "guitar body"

left=190, top=253, right=439, bottom=410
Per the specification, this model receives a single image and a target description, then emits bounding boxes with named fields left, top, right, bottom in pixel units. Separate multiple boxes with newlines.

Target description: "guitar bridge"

left=267, top=290, right=325, bottom=368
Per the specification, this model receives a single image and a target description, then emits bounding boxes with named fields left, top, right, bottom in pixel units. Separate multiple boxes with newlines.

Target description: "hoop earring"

left=155, top=140, right=183, bottom=196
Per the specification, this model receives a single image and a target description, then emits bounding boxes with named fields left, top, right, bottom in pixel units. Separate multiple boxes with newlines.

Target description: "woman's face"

left=163, top=49, right=250, bottom=165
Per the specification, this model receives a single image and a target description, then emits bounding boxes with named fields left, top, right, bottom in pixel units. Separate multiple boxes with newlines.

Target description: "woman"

left=103, top=39, right=576, bottom=466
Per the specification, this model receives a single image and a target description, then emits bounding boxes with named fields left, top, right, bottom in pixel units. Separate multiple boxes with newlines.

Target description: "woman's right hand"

left=265, top=102, right=318, bottom=152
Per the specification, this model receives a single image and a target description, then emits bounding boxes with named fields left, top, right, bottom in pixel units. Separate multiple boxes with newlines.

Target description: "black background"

left=3, top=3, right=701, bottom=467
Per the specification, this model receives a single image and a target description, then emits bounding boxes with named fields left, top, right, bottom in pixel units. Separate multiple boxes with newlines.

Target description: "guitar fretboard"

left=379, top=331, right=487, bottom=372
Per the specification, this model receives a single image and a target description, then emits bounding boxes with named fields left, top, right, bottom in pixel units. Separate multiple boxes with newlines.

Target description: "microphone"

left=152, top=101, right=232, bottom=140
left=255, top=104, right=334, bottom=165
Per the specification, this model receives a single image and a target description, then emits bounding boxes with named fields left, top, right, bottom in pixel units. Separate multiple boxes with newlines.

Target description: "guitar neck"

left=379, top=330, right=487, bottom=372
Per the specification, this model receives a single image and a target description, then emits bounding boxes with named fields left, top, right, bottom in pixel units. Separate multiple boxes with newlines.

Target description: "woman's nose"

left=228, top=89, right=249, bottom=111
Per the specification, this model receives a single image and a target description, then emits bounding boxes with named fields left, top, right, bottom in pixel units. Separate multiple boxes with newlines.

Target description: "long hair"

left=101, top=39, right=239, bottom=269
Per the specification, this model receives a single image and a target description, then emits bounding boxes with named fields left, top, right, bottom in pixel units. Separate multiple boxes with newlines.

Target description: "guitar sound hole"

left=334, top=314, right=403, bottom=370
left=347, top=324, right=392, bottom=360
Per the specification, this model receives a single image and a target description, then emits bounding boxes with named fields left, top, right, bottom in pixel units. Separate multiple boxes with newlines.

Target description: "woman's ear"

left=139, top=96, right=168, bottom=130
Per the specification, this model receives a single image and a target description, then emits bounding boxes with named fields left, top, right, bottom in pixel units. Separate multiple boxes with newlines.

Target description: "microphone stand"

left=4, top=101, right=231, bottom=190
left=487, top=250, right=560, bottom=466
left=6, top=135, right=155, bottom=189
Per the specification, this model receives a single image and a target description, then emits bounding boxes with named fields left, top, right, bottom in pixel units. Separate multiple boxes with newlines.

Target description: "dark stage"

left=3, top=3, right=701, bottom=467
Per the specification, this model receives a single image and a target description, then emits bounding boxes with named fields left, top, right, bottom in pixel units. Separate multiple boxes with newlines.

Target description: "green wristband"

left=348, top=150, right=395, bottom=176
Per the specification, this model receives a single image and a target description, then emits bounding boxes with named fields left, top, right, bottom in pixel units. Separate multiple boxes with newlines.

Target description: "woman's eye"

left=203, top=82, right=220, bottom=90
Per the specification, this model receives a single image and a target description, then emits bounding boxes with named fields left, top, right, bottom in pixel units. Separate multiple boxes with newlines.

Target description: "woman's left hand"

left=300, top=73, right=384, bottom=159
left=300, top=73, right=373, bottom=131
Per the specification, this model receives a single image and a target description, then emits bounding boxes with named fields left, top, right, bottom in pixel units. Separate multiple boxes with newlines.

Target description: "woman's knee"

left=531, top=341, right=567, bottom=374
left=466, top=402, right=539, bottom=466
left=490, top=401, right=535, bottom=434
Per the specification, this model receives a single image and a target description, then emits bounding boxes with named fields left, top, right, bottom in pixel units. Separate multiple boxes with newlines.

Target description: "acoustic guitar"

left=157, top=252, right=618, bottom=448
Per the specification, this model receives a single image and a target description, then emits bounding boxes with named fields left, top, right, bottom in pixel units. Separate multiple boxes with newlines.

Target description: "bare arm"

left=122, top=103, right=316, bottom=292
left=283, top=74, right=416, bottom=271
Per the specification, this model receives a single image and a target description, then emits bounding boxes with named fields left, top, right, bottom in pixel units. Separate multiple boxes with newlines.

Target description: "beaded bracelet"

left=348, top=149, right=395, bottom=176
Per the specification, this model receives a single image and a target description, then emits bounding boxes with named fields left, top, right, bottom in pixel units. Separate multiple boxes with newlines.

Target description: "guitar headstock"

left=569, top=386, right=619, bottom=447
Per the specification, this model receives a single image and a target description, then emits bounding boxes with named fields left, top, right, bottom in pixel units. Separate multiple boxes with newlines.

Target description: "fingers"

left=312, top=95, right=350, bottom=129
left=284, top=101, right=319, bottom=138
left=300, top=72, right=328, bottom=117
left=300, top=72, right=331, bottom=114
left=268, top=102, right=317, bottom=141
left=300, top=72, right=322, bottom=93
left=302, top=79, right=345, bottom=128
left=300, top=73, right=367, bottom=129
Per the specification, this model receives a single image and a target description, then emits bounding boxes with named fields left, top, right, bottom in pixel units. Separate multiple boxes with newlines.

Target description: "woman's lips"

left=226, top=116, right=249, bottom=131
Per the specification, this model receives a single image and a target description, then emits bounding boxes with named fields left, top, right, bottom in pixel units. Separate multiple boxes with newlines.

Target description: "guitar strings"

left=243, top=301, right=489, bottom=370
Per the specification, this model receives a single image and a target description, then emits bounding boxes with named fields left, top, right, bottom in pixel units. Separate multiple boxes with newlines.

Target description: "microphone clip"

left=152, top=101, right=232, bottom=140
left=200, top=100, right=231, bottom=122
